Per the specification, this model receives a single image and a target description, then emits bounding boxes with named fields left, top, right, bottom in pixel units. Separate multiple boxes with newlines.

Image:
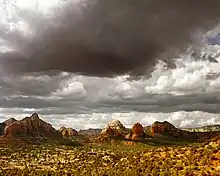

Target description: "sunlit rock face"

left=125, top=122, right=145, bottom=141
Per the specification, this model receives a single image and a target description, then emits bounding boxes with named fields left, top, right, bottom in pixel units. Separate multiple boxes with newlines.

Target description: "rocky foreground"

left=0, top=137, right=219, bottom=176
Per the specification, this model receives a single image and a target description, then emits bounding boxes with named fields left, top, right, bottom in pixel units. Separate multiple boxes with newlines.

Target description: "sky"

left=1, top=0, right=220, bottom=130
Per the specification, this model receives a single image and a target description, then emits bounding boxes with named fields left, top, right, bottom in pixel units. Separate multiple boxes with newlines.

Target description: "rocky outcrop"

left=1, top=113, right=61, bottom=141
left=0, top=118, right=17, bottom=136
left=125, top=123, right=145, bottom=141
left=4, top=118, right=17, bottom=126
left=60, top=127, right=78, bottom=138
left=151, top=121, right=220, bottom=142
left=151, top=121, right=179, bottom=136
left=100, top=120, right=128, bottom=138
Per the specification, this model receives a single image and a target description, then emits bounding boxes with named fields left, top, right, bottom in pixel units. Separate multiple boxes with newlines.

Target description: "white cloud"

left=0, top=107, right=220, bottom=130
left=54, top=111, right=220, bottom=130
left=53, top=80, right=86, bottom=99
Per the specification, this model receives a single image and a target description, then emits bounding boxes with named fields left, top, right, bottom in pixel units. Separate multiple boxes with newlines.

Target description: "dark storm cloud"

left=1, top=0, right=220, bottom=76
left=98, top=93, right=220, bottom=113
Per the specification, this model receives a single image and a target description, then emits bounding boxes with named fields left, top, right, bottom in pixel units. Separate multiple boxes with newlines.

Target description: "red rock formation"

left=150, top=121, right=190, bottom=137
left=150, top=121, right=220, bottom=142
left=59, top=127, right=78, bottom=138
left=100, top=120, right=128, bottom=138
left=1, top=113, right=61, bottom=141
left=0, top=118, right=17, bottom=136
left=125, top=122, right=145, bottom=141
left=101, top=126, right=123, bottom=138
left=151, top=121, right=177, bottom=136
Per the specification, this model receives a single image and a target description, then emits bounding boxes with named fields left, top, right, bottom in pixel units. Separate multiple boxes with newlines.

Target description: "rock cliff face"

left=100, top=120, right=128, bottom=138
left=59, top=127, right=78, bottom=138
left=1, top=113, right=61, bottom=141
left=125, top=123, right=145, bottom=141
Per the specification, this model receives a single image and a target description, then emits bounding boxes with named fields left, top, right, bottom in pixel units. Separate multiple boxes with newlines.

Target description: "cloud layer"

left=1, top=0, right=220, bottom=76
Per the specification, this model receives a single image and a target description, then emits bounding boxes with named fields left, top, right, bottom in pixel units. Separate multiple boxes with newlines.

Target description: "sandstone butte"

left=151, top=121, right=220, bottom=141
left=0, top=113, right=62, bottom=142
left=100, top=119, right=128, bottom=138
left=125, top=122, right=145, bottom=141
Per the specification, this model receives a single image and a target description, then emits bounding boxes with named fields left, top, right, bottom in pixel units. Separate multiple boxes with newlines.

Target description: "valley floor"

left=0, top=139, right=219, bottom=176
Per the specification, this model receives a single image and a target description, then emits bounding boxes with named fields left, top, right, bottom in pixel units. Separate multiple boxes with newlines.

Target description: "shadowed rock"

left=59, top=127, right=78, bottom=138
left=0, top=118, right=17, bottom=136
